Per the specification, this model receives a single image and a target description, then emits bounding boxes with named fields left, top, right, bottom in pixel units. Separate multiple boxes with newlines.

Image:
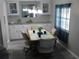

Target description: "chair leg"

left=54, top=39, right=57, bottom=48
left=24, top=47, right=38, bottom=56
left=24, top=47, right=33, bottom=56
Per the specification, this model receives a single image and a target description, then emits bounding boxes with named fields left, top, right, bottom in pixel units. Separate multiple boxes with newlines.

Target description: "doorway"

left=55, top=3, right=71, bottom=43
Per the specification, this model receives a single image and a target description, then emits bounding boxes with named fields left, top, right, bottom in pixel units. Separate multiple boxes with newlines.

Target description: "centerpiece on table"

left=37, top=27, right=43, bottom=38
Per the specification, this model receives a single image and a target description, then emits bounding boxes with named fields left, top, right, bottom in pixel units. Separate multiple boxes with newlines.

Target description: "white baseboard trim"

left=59, top=42, right=79, bottom=59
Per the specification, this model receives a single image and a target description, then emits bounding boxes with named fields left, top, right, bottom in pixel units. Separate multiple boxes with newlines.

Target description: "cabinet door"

left=9, top=25, right=22, bottom=40
left=9, top=25, right=18, bottom=39
left=9, top=25, right=31, bottom=40
left=8, top=2, right=18, bottom=16
left=41, top=0, right=50, bottom=15
left=43, top=3, right=49, bottom=13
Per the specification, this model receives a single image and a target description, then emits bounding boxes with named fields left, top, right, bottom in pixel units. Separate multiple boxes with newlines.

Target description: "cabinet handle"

left=4, top=16, right=6, bottom=24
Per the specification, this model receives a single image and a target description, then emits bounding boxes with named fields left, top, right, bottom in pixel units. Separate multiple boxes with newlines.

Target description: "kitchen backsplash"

left=8, top=15, right=51, bottom=24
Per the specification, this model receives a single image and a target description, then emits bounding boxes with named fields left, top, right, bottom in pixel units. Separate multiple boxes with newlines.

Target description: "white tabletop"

left=27, top=29, right=56, bottom=41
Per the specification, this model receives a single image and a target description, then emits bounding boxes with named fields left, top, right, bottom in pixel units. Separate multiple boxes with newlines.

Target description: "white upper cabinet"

left=7, top=0, right=51, bottom=16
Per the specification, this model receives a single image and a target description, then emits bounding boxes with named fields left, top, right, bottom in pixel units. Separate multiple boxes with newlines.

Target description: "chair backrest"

left=38, top=39, right=55, bottom=53
left=51, top=28, right=56, bottom=35
left=21, top=32, right=29, bottom=41
left=31, top=24, right=43, bottom=30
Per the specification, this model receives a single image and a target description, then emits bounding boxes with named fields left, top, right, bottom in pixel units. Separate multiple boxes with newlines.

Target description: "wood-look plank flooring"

left=8, top=41, right=77, bottom=59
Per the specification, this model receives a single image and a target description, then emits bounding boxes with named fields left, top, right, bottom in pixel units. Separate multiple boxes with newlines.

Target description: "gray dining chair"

left=21, top=32, right=31, bottom=54
left=37, top=39, right=56, bottom=53
left=22, top=32, right=38, bottom=55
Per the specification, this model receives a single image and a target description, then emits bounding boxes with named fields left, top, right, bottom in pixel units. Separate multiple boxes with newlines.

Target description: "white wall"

left=69, top=0, right=79, bottom=57
left=52, top=0, right=79, bottom=57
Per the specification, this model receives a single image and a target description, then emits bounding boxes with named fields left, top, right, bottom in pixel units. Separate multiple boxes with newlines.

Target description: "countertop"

left=8, top=22, right=52, bottom=25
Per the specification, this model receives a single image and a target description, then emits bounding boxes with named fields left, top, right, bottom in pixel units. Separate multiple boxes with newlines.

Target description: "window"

left=55, top=4, right=71, bottom=31
left=61, top=7, right=71, bottom=30
left=21, top=4, right=36, bottom=17
left=21, top=3, right=42, bottom=18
